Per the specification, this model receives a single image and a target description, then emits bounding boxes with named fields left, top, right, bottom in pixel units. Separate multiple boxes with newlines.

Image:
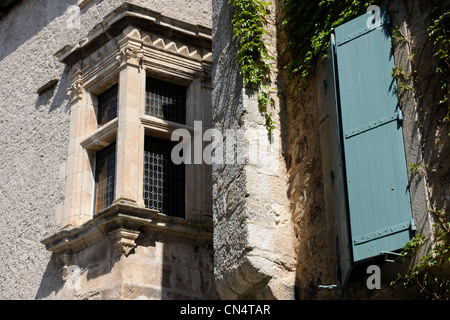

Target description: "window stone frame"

left=41, top=3, right=213, bottom=280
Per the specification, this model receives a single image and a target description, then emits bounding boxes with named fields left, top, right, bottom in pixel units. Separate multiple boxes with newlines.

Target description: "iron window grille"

left=94, top=142, right=116, bottom=213
left=97, top=84, right=118, bottom=126
left=145, top=77, right=186, bottom=124
left=144, top=136, right=185, bottom=218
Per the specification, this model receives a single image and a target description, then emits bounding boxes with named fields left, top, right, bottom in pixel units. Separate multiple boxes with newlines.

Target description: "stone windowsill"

left=80, top=118, right=118, bottom=151
left=41, top=201, right=213, bottom=256
left=140, top=114, right=194, bottom=140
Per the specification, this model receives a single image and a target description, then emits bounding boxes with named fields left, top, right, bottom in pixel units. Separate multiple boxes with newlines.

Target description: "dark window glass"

left=95, top=143, right=116, bottom=213
left=143, top=136, right=185, bottom=218
left=145, top=77, right=186, bottom=124
left=97, top=84, right=118, bottom=126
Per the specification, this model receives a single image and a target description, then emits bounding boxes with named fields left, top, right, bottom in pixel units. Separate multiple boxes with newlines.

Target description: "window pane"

left=97, top=84, right=118, bottom=126
left=143, top=136, right=185, bottom=218
left=145, top=77, right=186, bottom=124
left=95, top=143, right=116, bottom=213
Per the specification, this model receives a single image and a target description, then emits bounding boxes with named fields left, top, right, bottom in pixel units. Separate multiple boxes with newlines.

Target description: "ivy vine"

left=391, top=225, right=450, bottom=299
left=281, top=0, right=375, bottom=78
left=389, top=0, right=449, bottom=300
left=428, top=1, right=450, bottom=121
left=229, top=0, right=276, bottom=133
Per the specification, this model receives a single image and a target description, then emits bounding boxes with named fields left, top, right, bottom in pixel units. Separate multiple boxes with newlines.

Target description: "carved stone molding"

left=67, top=74, right=83, bottom=103
left=57, top=252, right=72, bottom=281
left=116, top=46, right=144, bottom=69
left=201, top=68, right=212, bottom=88
left=110, top=228, right=140, bottom=257
left=139, top=114, right=194, bottom=140
left=41, top=203, right=213, bottom=278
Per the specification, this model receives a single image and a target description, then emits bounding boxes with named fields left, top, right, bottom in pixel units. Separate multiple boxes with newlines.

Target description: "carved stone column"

left=114, top=28, right=145, bottom=208
left=62, top=65, right=98, bottom=228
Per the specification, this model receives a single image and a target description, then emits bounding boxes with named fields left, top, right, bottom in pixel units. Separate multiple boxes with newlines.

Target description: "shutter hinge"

left=410, top=218, right=416, bottom=231
left=397, top=109, right=404, bottom=123
left=380, top=251, right=403, bottom=263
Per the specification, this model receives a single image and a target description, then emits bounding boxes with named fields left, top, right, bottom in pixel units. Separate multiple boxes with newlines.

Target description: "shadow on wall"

left=35, top=65, right=71, bottom=113
left=35, top=253, right=65, bottom=299
left=34, top=226, right=217, bottom=299
left=211, top=0, right=244, bottom=133
left=275, top=0, right=334, bottom=299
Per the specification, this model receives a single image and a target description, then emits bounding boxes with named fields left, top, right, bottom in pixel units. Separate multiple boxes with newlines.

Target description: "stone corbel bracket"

left=110, top=227, right=140, bottom=257
left=41, top=203, right=213, bottom=280
left=67, top=71, right=83, bottom=103
left=57, top=252, right=72, bottom=281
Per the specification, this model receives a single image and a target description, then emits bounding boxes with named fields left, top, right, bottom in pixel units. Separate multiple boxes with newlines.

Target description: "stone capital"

left=116, top=45, right=144, bottom=70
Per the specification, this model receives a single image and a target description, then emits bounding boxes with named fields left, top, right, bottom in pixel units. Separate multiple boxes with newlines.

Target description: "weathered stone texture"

left=1, top=0, right=445, bottom=301
left=278, top=57, right=332, bottom=299
left=398, top=0, right=450, bottom=228
left=0, top=0, right=211, bottom=300
left=212, top=0, right=296, bottom=300
left=48, top=229, right=217, bottom=300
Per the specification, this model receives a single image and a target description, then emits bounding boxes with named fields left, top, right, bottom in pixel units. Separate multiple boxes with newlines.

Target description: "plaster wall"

left=0, top=0, right=211, bottom=300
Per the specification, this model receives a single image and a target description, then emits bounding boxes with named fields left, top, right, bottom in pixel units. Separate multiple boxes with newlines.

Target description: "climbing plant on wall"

left=428, top=1, right=449, bottom=121
left=390, top=0, right=449, bottom=300
left=229, top=0, right=276, bottom=133
left=281, top=0, right=375, bottom=78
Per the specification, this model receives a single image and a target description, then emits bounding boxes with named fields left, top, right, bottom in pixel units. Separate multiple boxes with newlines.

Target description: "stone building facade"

left=0, top=0, right=216, bottom=300
left=0, top=0, right=447, bottom=300
left=211, top=0, right=447, bottom=300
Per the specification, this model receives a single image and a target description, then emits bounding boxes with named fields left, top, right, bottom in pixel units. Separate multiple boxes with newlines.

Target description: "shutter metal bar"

left=337, top=27, right=378, bottom=46
left=97, top=84, right=118, bottom=126
left=344, top=110, right=402, bottom=139
left=353, top=219, right=414, bottom=246
left=336, top=13, right=389, bottom=46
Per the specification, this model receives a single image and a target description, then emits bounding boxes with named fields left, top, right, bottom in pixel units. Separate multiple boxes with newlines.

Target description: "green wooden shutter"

left=327, top=5, right=415, bottom=283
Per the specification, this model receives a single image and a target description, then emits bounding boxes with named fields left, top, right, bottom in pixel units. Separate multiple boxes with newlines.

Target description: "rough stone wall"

left=277, top=62, right=332, bottom=299
left=0, top=0, right=211, bottom=300
left=276, top=9, right=335, bottom=296
left=277, top=0, right=439, bottom=299
left=398, top=0, right=449, bottom=229
left=212, top=0, right=297, bottom=300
